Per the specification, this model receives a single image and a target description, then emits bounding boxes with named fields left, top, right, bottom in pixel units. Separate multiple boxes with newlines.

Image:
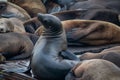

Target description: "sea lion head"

left=0, top=18, right=14, bottom=33
left=37, top=13, right=63, bottom=35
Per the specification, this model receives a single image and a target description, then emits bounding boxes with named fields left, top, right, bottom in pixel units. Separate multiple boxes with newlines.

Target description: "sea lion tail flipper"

left=23, top=64, right=31, bottom=73
left=60, top=50, right=80, bottom=61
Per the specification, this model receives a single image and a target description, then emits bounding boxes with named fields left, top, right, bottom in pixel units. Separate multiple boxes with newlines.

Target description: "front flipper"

left=8, top=52, right=30, bottom=60
left=59, top=50, right=80, bottom=61
left=1, top=12, right=16, bottom=18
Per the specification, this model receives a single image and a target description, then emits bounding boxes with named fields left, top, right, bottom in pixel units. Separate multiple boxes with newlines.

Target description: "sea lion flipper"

left=60, top=50, right=80, bottom=61
left=1, top=12, right=16, bottom=18
left=9, top=52, right=30, bottom=60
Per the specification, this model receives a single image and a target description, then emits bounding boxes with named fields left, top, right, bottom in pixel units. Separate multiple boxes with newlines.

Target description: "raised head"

left=37, top=13, right=63, bottom=35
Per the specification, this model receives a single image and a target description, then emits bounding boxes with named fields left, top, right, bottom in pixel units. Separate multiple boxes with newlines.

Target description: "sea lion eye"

left=43, top=19, right=48, bottom=23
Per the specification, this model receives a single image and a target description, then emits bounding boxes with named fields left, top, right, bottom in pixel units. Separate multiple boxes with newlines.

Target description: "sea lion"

left=8, top=0, right=46, bottom=17
left=81, top=9, right=120, bottom=26
left=35, top=20, right=120, bottom=46
left=0, top=18, right=14, bottom=33
left=45, top=1, right=61, bottom=13
left=0, top=32, right=33, bottom=60
left=52, top=9, right=87, bottom=21
left=65, top=59, right=120, bottom=80
left=0, top=1, right=30, bottom=21
left=80, top=46, right=120, bottom=67
left=0, top=18, right=26, bottom=33
left=31, top=13, right=79, bottom=80
left=51, top=0, right=76, bottom=10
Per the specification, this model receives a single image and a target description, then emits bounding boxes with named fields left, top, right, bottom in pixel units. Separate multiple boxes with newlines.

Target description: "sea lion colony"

left=0, top=0, right=120, bottom=80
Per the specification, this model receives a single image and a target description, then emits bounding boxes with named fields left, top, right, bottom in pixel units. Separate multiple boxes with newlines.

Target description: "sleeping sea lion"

left=31, top=13, right=79, bottom=80
left=0, top=32, right=33, bottom=60
left=0, top=18, right=26, bottom=33
left=8, top=0, right=46, bottom=17
left=80, top=46, right=120, bottom=67
left=35, top=19, right=120, bottom=46
left=0, top=1, right=30, bottom=21
left=65, top=59, right=120, bottom=80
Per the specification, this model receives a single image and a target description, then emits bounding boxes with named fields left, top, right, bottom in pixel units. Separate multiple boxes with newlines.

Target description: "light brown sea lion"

left=0, top=18, right=14, bottom=33
left=0, top=1, right=30, bottom=21
left=0, top=32, right=33, bottom=60
left=31, top=13, right=79, bottom=80
left=80, top=46, right=120, bottom=67
left=0, top=18, right=26, bottom=33
left=65, top=59, right=120, bottom=80
left=35, top=20, right=120, bottom=46
left=8, top=0, right=46, bottom=17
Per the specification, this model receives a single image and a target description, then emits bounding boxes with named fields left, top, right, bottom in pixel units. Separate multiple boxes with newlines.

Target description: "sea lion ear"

left=6, top=20, right=14, bottom=32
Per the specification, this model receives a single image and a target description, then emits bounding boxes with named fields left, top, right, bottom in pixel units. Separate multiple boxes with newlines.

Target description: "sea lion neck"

left=41, top=27, right=63, bottom=37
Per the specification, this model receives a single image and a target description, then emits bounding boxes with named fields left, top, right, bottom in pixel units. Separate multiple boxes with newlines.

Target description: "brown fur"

left=65, top=59, right=120, bottom=80
left=0, top=2, right=30, bottom=21
left=80, top=46, right=120, bottom=67
left=80, top=46, right=120, bottom=59
left=0, top=32, right=33, bottom=60
left=35, top=20, right=120, bottom=45
left=69, top=0, right=120, bottom=13
left=0, top=18, right=26, bottom=33
left=8, top=0, right=46, bottom=17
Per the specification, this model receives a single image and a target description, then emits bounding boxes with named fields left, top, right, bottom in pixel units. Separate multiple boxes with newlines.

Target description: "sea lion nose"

left=0, top=28, right=3, bottom=31
left=0, top=28, right=4, bottom=32
left=37, top=13, right=44, bottom=20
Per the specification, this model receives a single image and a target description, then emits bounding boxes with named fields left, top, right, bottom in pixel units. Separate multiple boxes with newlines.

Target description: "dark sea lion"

left=65, top=59, right=120, bottom=80
left=23, top=17, right=41, bottom=33
left=0, top=32, right=33, bottom=60
left=81, top=9, right=120, bottom=26
left=31, top=13, right=79, bottom=80
left=52, top=9, right=87, bottom=21
left=51, top=0, right=76, bottom=10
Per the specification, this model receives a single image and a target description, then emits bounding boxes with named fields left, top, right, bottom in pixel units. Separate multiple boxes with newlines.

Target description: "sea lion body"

left=31, top=13, right=79, bottom=80
left=8, top=0, right=46, bottom=17
left=0, top=32, right=33, bottom=60
left=35, top=20, right=120, bottom=46
left=65, top=59, right=120, bottom=80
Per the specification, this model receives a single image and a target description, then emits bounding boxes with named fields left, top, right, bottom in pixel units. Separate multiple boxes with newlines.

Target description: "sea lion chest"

left=31, top=33, right=67, bottom=78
